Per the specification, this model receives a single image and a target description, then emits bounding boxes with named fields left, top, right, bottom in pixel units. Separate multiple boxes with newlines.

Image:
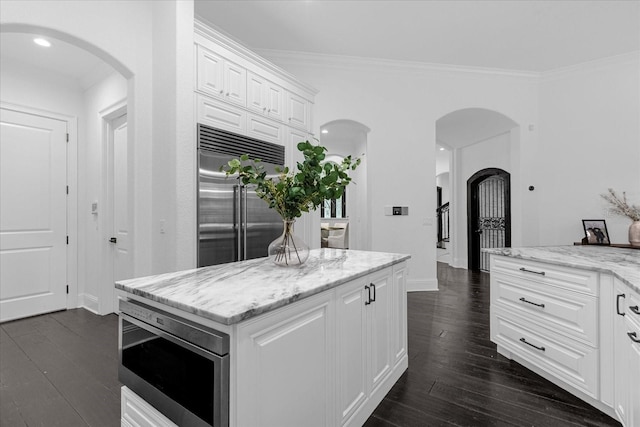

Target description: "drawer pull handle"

left=617, top=294, right=626, bottom=316
left=519, top=267, right=545, bottom=276
left=364, top=285, right=371, bottom=305
left=520, top=337, right=545, bottom=352
left=628, top=332, right=640, bottom=343
left=630, top=305, right=640, bottom=315
left=519, top=297, right=545, bottom=308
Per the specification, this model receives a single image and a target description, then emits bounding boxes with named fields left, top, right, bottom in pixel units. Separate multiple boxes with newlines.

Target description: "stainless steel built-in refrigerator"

left=198, top=124, right=285, bottom=267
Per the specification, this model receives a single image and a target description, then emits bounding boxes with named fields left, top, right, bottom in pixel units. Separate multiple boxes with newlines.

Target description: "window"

left=321, top=189, right=347, bottom=219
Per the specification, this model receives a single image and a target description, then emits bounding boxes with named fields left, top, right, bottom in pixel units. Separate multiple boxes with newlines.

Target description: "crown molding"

left=253, top=49, right=542, bottom=80
left=540, top=51, right=640, bottom=81
left=194, top=17, right=318, bottom=96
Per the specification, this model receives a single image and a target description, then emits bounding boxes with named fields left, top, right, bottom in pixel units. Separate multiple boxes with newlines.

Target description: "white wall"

left=1, top=56, right=128, bottom=312
left=82, top=72, right=127, bottom=312
left=1, top=1, right=197, bottom=314
left=538, top=54, right=640, bottom=245
left=261, top=52, right=539, bottom=290
left=451, top=131, right=512, bottom=268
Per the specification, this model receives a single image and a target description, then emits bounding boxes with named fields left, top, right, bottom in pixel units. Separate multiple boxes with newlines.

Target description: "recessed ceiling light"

left=439, top=147, right=445, bottom=151
left=33, top=38, right=51, bottom=47
left=321, top=129, right=328, bottom=134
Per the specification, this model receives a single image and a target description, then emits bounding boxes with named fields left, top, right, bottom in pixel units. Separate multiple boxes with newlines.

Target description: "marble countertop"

left=115, top=249, right=410, bottom=325
left=486, top=246, right=640, bottom=293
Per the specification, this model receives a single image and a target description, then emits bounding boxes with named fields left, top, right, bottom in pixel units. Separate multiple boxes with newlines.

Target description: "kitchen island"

left=487, top=246, right=640, bottom=427
left=116, top=249, right=410, bottom=427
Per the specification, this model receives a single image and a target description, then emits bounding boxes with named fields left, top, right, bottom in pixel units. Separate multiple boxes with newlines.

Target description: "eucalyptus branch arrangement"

left=601, top=188, right=640, bottom=221
left=221, top=141, right=361, bottom=221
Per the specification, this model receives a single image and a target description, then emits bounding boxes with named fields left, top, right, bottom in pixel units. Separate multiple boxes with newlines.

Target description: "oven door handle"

left=121, top=313, right=224, bottom=363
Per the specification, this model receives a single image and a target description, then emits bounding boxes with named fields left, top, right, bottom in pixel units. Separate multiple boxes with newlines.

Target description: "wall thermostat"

left=385, top=206, right=409, bottom=216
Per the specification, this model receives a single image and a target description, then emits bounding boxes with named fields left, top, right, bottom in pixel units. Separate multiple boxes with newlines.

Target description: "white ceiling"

left=0, top=32, right=113, bottom=88
left=195, top=0, right=640, bottom=72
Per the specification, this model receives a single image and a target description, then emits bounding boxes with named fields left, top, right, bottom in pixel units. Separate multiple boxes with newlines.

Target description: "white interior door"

left=0, top=107, right=67, bottom=322
left=104, top=112, right=130, bottom=314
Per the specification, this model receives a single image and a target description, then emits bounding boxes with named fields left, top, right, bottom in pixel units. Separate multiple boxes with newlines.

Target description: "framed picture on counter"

left=582, top=219, right=611, bottom=245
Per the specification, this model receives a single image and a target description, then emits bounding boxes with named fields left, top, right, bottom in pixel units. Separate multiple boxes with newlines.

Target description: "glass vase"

left=268, top=219, right=310, bottom=266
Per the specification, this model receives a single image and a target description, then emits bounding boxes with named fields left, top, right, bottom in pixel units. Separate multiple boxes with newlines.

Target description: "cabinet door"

left=614, top=283, right=630, bottom=425
left=197, top=46, right=224, bottom=98
left=236, top=292, right=334, bottom=427
left=286, top=92, right=311, bottom=131
left=223, top=60, right=246, bottom=106
left=335, top=279, right=369, bottom=426
left=392, top=263, right=408, bottom=368
left=629, top=332, right=640, bottom=427
left=368, top=269, right=393, bottom=394
left=265, top=82, right=284, bottom=121
left=247, top=72, right=267, bottom=113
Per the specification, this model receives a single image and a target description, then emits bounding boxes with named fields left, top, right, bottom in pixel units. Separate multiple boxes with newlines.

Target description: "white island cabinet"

left=116, top=249, right=409, bottom=427
left=488, top=246, right=640, bottom=427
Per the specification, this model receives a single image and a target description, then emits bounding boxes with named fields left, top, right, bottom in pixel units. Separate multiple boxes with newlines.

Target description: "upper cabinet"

left=247, top=72, right=284, bottom=122
left=197, top=45, right=246, bottom=107
left=286, top=91, right=312, bottom=131
left=194, top=21, right=317, bottom=150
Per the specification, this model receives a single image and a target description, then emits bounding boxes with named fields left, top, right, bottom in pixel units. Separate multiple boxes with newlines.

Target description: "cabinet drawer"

left=627, top=288, right=640, bottom=331
left=246, top=113, right=284, bottom=145
left=121, top=386, right=177, bottom=427
left=492, top=273, right=597, bottom=346
left=197, top=95, right=246, bottom=134
left=492, top=311, right=598, bottom=398
left=491, top=256, right=599, bottom=296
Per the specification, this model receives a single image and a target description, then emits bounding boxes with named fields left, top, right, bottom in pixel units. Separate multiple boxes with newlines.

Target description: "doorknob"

left=109, top=237, right=117, bottom=244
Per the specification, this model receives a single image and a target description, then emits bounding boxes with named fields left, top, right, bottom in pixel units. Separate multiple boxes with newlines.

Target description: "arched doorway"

left=0, top=26, right=131, bottom=320
left=318, top=119, right=370, bottom=250
left=435, top=108, right=518, bottom=270
left=467, top=168, right=511, bottom=271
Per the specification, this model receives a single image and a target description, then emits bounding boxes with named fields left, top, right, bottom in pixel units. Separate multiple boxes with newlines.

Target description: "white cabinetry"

left=335, top=265, right=407, bottom=427
left=234, top=262, right=407, bottom=427
left=247, top=72, right=284, bottom=122
left=490, top=256, right=599, bottom=398
left=121, top=386, right=177, bottom=427
left=491, top=253, right=640, bottom=427
left=236, top=291, right=335, bottom=427
left=286, top=91, right=312, bottom=131
left=197, top=45, right=246, bottom=107
left=614, top=279, right=640, bottom=427
left=194, top=21, right=316, bottom=162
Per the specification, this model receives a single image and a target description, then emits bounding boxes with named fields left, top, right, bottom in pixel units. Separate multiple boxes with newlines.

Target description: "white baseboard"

left=407, top=278, right=438, bottom=292
left=79, top=293, right=99, bottom=314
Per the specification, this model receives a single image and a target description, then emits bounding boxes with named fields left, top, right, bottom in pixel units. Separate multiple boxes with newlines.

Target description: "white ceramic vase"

left=629, top=220, right=640, bottom=247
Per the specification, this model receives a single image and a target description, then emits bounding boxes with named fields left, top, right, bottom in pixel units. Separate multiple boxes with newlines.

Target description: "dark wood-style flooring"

left=365, top=264, right=620, bottom=427
left=0, top=263, right=621, bottom=426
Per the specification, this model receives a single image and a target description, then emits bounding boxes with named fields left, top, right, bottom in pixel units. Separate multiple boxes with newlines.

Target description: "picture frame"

left=582, top=219, right=611, bottom=245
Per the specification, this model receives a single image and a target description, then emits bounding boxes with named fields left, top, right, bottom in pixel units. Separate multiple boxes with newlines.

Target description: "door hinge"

left=66, top=236, right=69, bottom=245
left=66, top=285, right=69, bottom=294
left=66, top=133, right=69, bottom=142
left=66, top=185, right=69, bottom=195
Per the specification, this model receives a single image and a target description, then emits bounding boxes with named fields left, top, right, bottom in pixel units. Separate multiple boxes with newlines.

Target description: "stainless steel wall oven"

left=119, top=299, right=230, bottom=427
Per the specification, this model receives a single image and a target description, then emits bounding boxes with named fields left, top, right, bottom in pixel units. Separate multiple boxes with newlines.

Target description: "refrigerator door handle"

left=235, top=183, right=242, bottom=262
left=243, top=185, right=248, bottom=260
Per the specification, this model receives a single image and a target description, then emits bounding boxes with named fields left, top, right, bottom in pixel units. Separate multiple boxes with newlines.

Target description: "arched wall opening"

left=435, top=108, right=519, bottom=270
left=0, top=23, right=133, bottom=318
left=317, top=119, right=370, bottom=251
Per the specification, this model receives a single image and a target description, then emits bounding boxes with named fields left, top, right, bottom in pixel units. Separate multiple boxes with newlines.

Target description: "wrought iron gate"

left=468, top=168, right=511, bottom=272
left=477, top=176, right=506, bottom=271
